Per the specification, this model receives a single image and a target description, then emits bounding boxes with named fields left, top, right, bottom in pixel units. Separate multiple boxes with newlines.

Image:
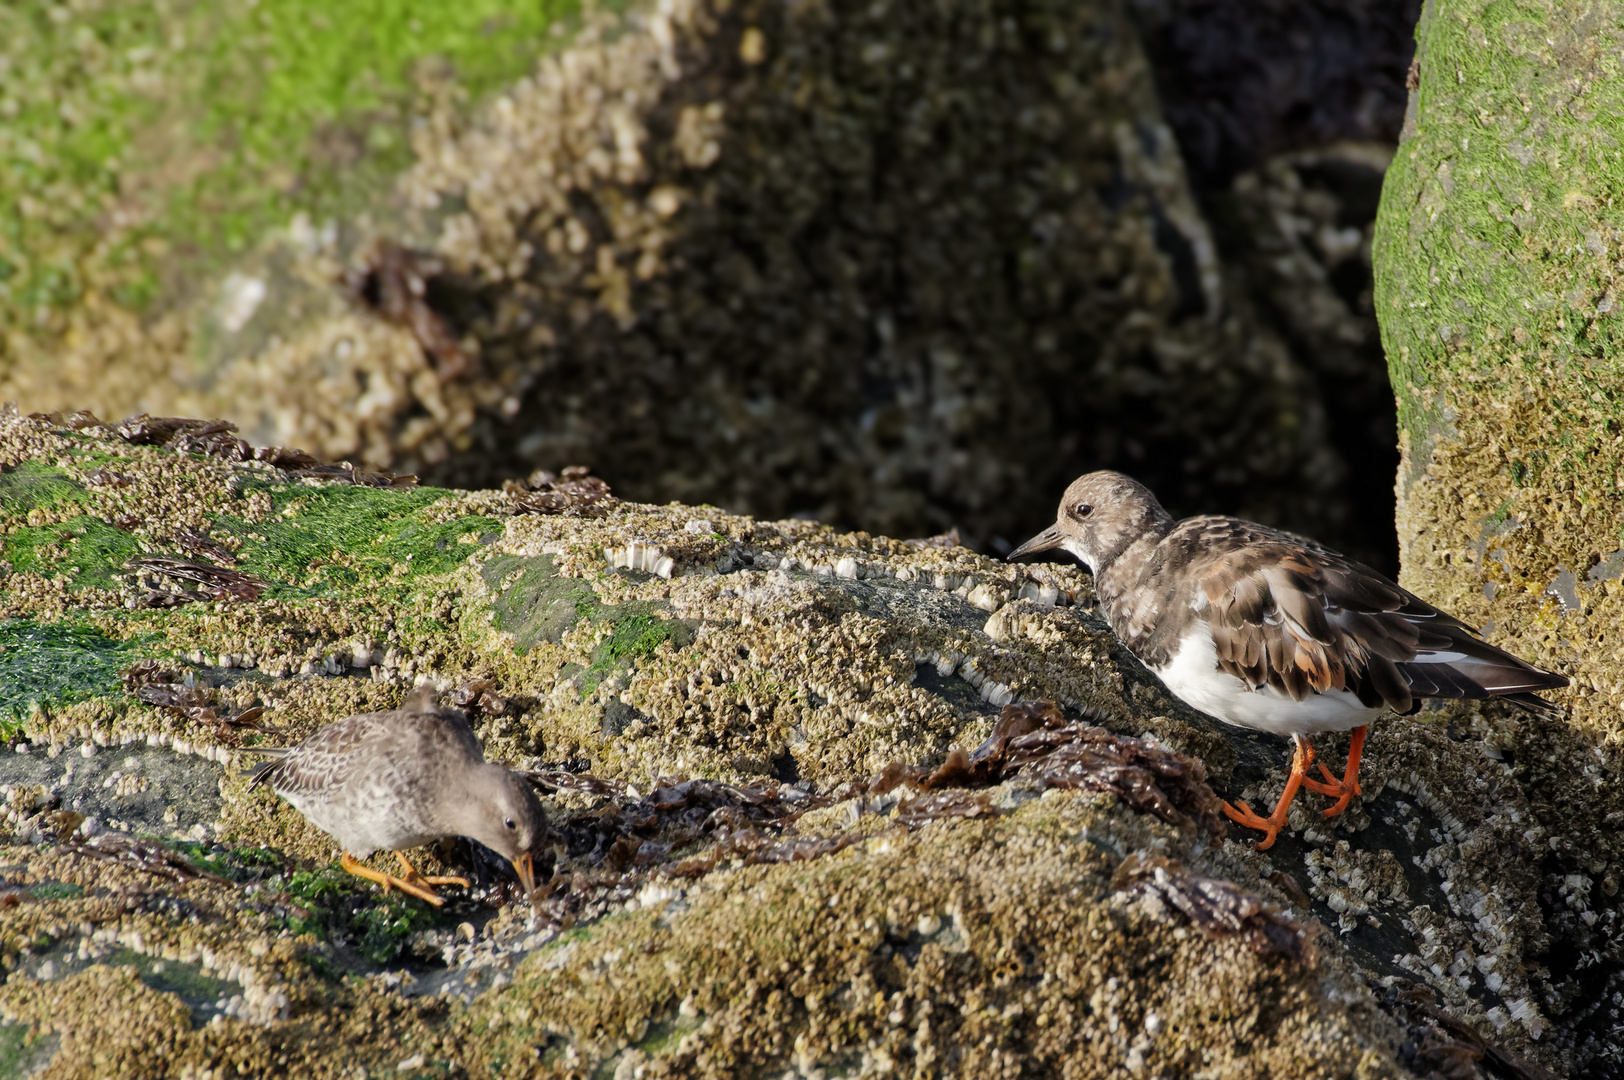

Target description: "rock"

left=0, top=0, right=1347, bottom=555
left=0, top=406, right=1594, bottom=1076
left=1373, top=2, right=1624, bottom=1073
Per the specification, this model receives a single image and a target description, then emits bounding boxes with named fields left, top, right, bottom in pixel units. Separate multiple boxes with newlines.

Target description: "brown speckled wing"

left=248, top=711, right=389, bottom=797
left=248, top=694, right=485, bottom=799
left=1144, top=517, right=1566, bottom=713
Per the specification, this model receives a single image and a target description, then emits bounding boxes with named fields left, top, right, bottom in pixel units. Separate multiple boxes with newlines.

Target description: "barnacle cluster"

left=5, top=407, right=1622, bottom=1075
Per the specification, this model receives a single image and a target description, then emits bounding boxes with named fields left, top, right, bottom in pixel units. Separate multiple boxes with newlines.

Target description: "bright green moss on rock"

left=0, top=0, right=581, bottom=340
left=0, top=619, right=142, bottom=729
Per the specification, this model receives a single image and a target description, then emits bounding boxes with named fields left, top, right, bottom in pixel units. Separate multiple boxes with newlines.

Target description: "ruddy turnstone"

left=249, top=685, right=545, bottom=904
left=1009, top=471, right=1567, bottom=849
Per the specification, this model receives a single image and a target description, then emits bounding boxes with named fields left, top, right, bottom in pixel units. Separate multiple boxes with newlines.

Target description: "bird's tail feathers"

left=241, top=748, right=292, bottom=788
left=1502, top=692, right=1565, bottom=720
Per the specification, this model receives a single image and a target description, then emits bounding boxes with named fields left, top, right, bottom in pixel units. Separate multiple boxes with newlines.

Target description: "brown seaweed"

left=511, top=770, right=845, bottom=925
left=115, top=415, right=254, bottom=461
left=170, top=528, right=239, bottom=566
left=871, top=700, right=1226, bottom=835
left=894, top=790, right=999, bottom=828
left=347, top=240, right=473, bottom=380
left=504, top=466, right=615, bottom=516
left=125, top=556, right=266, bottom=604
left=121, top=661, right=282, bottom=742
left=61, top=833, right=235, bottom=886
left=1113, top=852, right=1308, bottom=963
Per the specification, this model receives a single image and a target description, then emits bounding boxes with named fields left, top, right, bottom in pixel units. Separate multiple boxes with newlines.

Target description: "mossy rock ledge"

left=0, top=409, right=1615, bottom=1078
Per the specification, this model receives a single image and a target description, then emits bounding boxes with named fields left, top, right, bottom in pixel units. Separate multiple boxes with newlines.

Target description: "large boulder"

left=1373, top=0, right=1624, bottom=1071
left=0, top=0, right=1353, bottom=552
left=0, top=408, right=1598, bottom=1076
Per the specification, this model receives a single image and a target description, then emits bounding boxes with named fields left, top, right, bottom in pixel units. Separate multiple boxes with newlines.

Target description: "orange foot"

left=339, top=851, right=471, bottom=907
left=1302, top=725, right=1367, bottom=817
left=1221, top=736, right=1315, bottom=851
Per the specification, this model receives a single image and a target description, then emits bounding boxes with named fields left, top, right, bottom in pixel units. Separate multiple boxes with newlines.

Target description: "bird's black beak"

left=512, top=851, right=537, bottom=904
left=1006, top=524, right=1065, bottom=561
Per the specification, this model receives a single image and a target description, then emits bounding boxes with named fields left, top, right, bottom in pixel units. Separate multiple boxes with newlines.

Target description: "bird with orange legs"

left=1010, top=472, right=1567, bottom=849
left=249, top=684, right=546, bottom=902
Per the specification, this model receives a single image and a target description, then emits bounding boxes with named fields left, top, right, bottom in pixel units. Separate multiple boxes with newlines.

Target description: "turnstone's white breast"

left=1010, top=470, right=1567, bottom=849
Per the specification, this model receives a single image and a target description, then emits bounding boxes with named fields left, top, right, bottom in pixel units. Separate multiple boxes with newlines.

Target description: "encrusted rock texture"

left=1375, top=2, right=1624, bottom=1072
left=0, top=0, right=1383, bottom=557
left=0, top=409, right=1609, bottom=1077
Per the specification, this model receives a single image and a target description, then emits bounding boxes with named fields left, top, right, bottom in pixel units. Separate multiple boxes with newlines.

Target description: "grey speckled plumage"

left=249, top=684, right=545, bottom=905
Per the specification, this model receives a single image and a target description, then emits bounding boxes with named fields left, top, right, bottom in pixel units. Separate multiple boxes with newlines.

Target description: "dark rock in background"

left=1129, top=0, right=1421, bottom=573
left=411, top=0, right=1418, bottom=573
left=0, top=0, right=1417, bottom=573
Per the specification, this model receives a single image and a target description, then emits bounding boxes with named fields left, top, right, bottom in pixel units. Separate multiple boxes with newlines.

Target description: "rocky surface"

left=1374, top=3, right=1624, bottom=1073
left=0, top=0, right=1400, bottom=560
left=0, top=408, right=1600, bottom=1077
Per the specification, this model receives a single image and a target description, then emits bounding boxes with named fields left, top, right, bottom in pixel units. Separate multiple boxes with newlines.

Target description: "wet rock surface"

left=0, top=410, right=1613, bottom=1076
left=0, top=741, right=225, bottom=845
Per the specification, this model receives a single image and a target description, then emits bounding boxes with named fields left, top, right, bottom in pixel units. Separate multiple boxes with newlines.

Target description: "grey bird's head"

left=464, top=765, right=548, bottom=900
left=1007, top=471, right=1175, bottom=573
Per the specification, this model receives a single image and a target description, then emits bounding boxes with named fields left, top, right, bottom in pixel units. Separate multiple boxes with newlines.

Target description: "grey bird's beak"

left=512, top=851, right=537, bottom=904
left=1006, top=525, right=1064, bottom=561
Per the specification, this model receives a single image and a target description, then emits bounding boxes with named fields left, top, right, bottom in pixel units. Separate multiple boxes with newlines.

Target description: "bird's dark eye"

left=505, top=818, right=517, bottom=830
left=1071, top=502, right=1093, bottom=519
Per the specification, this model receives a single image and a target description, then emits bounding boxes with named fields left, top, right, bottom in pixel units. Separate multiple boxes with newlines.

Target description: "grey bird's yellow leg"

left=394, top=851, right=471, bottom=892
left=339, top=851, right=448, bottom=906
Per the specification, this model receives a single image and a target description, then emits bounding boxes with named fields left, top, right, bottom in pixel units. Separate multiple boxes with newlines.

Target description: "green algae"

left=478, top=553, right=695, bottom=690
left=26, top=882, right=84, bottom=901
left=1, top=516, right=140, bottom=592
left=0, top=1021, right=55, bottom=1079
left=0, top=619, right=141, bottom=729
left=275, top=863, right=441, bottom=966
left=0, top=0, right=584, bottom=336
left=162, top=841, right=283, bottom=885
left=581, top=610, right=681, bottom=696
left=481, top=554, right=599, bottom=653
left=0, top=461, right=91, bottom=514
left=213, top=483, right=500, bottom=595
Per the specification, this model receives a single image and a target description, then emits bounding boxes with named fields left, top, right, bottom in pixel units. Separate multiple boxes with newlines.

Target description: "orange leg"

left=395, top=851, right=471, bottom=890
left=339, top=851, right=464, bottom=907
left=1302, top=725, right=1367, bottom=817
left=1220, top=736, right=1315, bottom=851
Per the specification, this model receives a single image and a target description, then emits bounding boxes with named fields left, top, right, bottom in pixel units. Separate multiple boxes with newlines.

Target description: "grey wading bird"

left=248, top=685, right=545, bottom=904
left=1009, top=471, right=1567, bottom=849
